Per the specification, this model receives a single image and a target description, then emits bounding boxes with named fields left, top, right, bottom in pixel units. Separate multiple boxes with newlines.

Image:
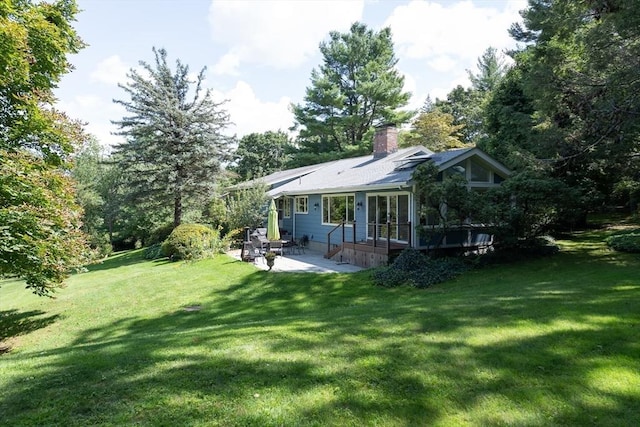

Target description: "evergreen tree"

left=467, top=47, right=508, bottom=93
left=508, top=0, right=640, bottom=211
left=113, top=48, right=233, bottom=228
left=291, top=22, right=412, bottom=159
left=434, top=47, right=508, bottom=145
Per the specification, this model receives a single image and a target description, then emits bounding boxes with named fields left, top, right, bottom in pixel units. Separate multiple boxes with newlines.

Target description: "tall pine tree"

left=291, top=22, right=411, bottom=159
left=113, top=48, right=233, bottom=227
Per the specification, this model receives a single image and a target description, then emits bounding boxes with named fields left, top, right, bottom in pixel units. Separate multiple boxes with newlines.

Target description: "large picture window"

left=322, top=194, right=355, bottom=225
left=295, top=196, right=308, bottom=214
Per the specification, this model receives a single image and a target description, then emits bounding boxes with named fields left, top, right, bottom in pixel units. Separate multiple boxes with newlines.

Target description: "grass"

left=1, top=227, right=639, bottom=426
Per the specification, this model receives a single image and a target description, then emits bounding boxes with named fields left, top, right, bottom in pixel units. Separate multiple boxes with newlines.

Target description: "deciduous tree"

left=231, top=131, right=292, bottom=180
left=402, top=110, right=466, bottom=152
left=0, top=0, right=88, bottom=296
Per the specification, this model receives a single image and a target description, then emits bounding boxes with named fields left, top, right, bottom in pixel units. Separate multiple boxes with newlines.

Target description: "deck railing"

left=327, top=221, right=412, bottom=257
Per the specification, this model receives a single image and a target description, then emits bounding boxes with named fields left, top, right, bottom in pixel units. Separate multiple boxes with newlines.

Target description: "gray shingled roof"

left=230, top=145, right=506, bottom=198
left=428, top=147, right=474, bottom=166
left=227, top=163, right=326, bottom=191
left=268, top=146, right=434, bottom=197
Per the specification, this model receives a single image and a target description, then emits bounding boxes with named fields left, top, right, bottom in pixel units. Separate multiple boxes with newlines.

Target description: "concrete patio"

left=228, top=249, right=364, bottom=273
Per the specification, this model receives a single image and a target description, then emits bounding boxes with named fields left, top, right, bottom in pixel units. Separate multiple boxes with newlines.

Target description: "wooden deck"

left=327, top=240, right=410, bottom=268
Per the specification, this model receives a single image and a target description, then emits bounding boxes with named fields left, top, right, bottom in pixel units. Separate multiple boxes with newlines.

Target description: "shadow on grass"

left=1, top=233, right=639, bottom=425
left=0, top=309, right=60, bottom=342
left=86, top=249, right=174, bottom=272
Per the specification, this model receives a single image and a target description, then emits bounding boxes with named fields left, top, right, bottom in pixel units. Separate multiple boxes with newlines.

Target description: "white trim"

left=283, top=197, right=291, bottom=219
left=437, top=147, right=511, bottom=177
left=365, top=191, right=411, bottom=243
left=321, top=193, right=356, bottom=226
left=271, top=184, right=412, bottom=198
left=294, top=196, right=309, bottom=214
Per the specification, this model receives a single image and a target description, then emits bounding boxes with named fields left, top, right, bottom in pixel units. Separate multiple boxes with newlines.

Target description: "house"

left=233, top=125, right=511, bottom=268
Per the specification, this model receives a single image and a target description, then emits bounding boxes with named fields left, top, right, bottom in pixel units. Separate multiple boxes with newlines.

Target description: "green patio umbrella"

left=267, top=199, right=280, bottom=241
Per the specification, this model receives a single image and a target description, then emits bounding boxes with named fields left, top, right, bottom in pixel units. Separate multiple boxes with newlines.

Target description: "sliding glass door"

left=367, top=193, right=410, bottom=242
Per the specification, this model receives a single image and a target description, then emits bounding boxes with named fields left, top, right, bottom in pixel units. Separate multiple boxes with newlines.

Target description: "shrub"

left=606, top=229, right=640, bottom=253
left=144, top=243, right=164, bottom=260
left=161, top=224, right=220, bottom=261
left=372, top=249, right=468, bottom=289
left=220, top=228, right=242, bottom=251
left=147, top=223, right=175, bottom=246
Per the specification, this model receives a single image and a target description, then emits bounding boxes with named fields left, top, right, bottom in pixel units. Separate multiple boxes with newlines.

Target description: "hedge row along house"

left=232, top=125, right=511, bottom=268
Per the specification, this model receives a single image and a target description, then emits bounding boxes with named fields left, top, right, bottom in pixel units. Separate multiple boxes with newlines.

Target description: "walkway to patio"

left=227, top=249, right=364, bottom=273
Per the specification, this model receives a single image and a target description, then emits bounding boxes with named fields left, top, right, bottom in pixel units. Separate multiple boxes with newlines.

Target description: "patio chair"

left=268, top=240, right=284, bottom=257
left=299, top=235, right=309, bottom=254
left=242, top=241, right=264, bottom=264
left=251, top=235, right=269, bottom=255
left=285, top=239, right=303, bottom=255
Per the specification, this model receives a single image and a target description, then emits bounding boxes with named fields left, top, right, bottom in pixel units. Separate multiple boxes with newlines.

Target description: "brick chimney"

left=373, top=124, right=398, bottom=159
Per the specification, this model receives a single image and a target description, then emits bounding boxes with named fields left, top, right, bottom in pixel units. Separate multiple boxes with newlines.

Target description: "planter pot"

left=265, top=254, right=276, bottom=270
left=266, top=258, right=275, bottom=270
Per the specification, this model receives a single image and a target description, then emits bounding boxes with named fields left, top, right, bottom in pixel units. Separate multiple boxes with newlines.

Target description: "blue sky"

left=55, top=0, right=527, bottom=148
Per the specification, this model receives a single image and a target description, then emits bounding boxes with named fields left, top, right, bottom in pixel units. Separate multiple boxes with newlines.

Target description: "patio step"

left=324, top=244, right=342, bottom=259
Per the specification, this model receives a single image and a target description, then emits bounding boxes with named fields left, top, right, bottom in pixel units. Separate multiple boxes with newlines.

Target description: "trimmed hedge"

left=161, top=224, right=220, bottom=261
left=606, top=229, right=640, bottom=253
left=372, top=248, right=468, bottom=289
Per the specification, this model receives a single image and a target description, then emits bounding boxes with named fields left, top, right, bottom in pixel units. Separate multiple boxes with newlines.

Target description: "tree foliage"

left=113, top=48, right=233, bottom=228
left=0, top=0, right=85, bottom=163
left=231, top=131, right=292, bottom=181
left=0, top=0, right=89, bottom=296
left=434, top=48, right=508, bottom=145
left=291, top=22, right=411, bottom=160
left=402, top=110, right=467, bottom=151
left=467, top=47, right=508, bottom=94
left=1, top=152, right=88, bottom=296
left=224, top=184, right=270, bottom=231
left=72, top=137, right=119, bottom=256
left=507, top=0, right=640, bottom=212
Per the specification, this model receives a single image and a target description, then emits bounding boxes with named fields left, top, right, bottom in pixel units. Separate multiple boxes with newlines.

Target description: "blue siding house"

left=233, top=125, right=511, bottom=267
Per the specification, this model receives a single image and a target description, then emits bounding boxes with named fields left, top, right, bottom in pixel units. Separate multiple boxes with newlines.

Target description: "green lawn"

left=1, top=227, right=639, bottom=426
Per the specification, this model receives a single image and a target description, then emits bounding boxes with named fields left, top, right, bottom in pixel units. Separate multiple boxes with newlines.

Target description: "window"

left=367, top=193, right=410, bottom=241
left=295, top=196, right=308, bottom=214
left=322, top=194, right=355, bottom=225
left=470, top=160, right=490, bottom=182
left=283, top=197, right=291, bottom=218
left=449, top=161, right=466, bottom=177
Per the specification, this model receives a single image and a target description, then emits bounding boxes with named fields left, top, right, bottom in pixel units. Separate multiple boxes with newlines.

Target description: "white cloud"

left=57, top=96, right=126, bottom=148
left=430, top=74, right=471, bottom=101
left=385, top=0, right=526, bottom=72
left=90, top=55, right=130, bottom=86
left=428, top=55, right=457, bottom=73
left=211, top=52, right=241, bottom=76
left=208, top=0, right=365, bottom=73
left=212, top=81, right=294, bottom=138
left=74, top=95, right=103, bottom=109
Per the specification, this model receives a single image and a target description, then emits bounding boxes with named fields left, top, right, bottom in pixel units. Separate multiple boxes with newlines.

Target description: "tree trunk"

left=174, top=193, right=182, bottom=227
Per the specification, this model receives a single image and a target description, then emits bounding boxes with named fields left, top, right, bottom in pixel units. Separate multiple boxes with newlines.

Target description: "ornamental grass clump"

left=372, top=248, right=468, bottom=289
